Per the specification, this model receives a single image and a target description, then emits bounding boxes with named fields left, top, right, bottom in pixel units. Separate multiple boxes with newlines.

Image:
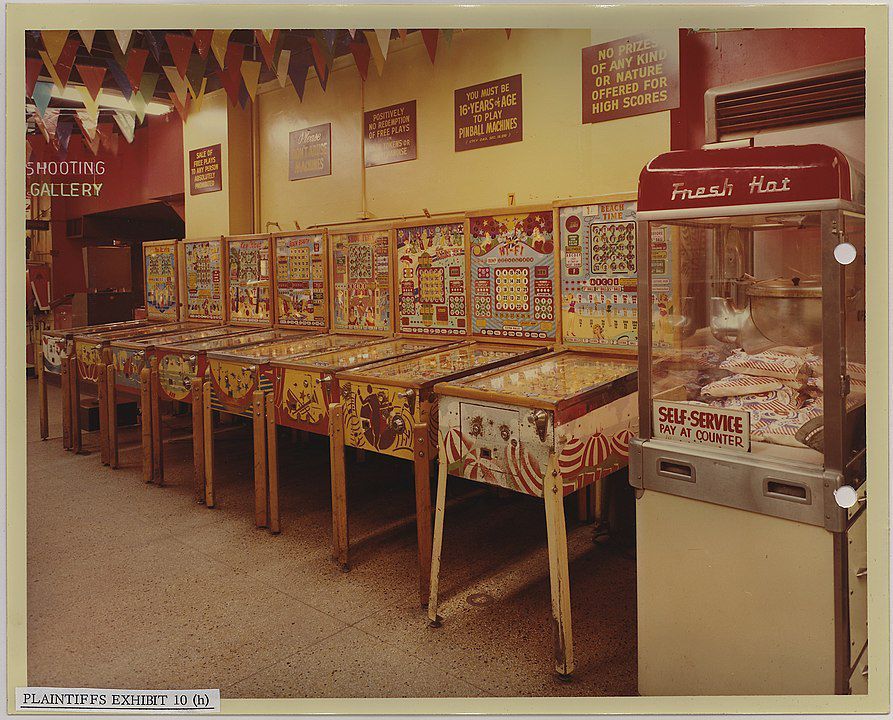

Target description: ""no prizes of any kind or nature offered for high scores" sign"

left=582, top=32, right=680, bottom=124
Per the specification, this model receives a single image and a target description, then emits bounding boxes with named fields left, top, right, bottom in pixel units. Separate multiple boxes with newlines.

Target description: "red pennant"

left=397, top=29, right=408, bottom=42
left=26, top=57, right=43, bottom=97
left=254, top=29, right=279, bottom=71
left=98, top=122, right=119, bottom=154
left=50, top=37, right=81, bottom=87
left=169, top=91, right=191, bottom=121
left=166, top=33, right=194, bottom=78
left=421, top=29, right=438, bottom=64
left=124, top=48, right=149, bottom=93
left=192, top=29, right=213, bottom=60
left=77, top=64, right=107, bottom=100
left=307, top=37, right=329, bottom=90
left=215, top=41, right=245, bottom=106
left=349, top=41, right=371, bottom=82
left=505, top=29, right=512, bottom=39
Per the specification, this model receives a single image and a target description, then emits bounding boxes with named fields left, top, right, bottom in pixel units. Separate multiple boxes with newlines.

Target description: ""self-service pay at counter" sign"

left=653, top=400, right=750, bottom=451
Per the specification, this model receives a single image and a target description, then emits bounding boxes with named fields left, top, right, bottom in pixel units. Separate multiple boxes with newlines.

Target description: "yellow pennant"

left=40, top=31, right=70, bottom=65
left=38, top=50, right=65, bottom=91
left=261, top=29, right=275, bottom=43
left=75, top=86, right=101, bottom=124
left=276, top=49, right=291, bottom=88
left=363, top=30, right=387, bottom=76
left=163, top=65, right=190, bottom=106
left=190, top=78, right=208, bottom=113
left=79, top=30, right=96, bottom=52
left=240, top=60, right=262, bottom=101
left=112, top=30, right=133, bottom=56
left=211, top=29, right=233, bottom=69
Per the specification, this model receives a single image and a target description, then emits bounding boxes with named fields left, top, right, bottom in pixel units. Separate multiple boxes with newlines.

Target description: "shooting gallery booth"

left=24, top=24, right=873, bottom=701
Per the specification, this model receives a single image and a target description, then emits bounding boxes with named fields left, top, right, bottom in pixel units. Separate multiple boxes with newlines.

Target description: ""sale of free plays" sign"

left=653, top=400, right=750, bottom=451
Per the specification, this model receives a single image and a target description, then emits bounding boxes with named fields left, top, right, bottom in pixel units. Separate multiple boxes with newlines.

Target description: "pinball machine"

left=143, top=235, right=302, bottom=487
left=630, top=145, right=867, bottom=695
left=428, top=195, right=662, bottom=678
left=68, top=239, right=218, bottom=459
left=38, top=318, right=158, bottom=447
left=328, top=207, right=561, bottom=605
left=263, top=217, right=470, bottom=534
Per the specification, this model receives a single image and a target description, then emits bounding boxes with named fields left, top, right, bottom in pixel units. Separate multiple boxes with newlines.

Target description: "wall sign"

left=582, top=32, right=679, bottom=124
left=396, top=221, right=467, bottom=336
left=653, top=400, right=750, bottom=452
left=189, top=144, right=222, bottom=195
left=364, top=100, right=418, bottom=167
left=468, top=209, right=556, bottom=341
left=454, top=74, right=523, bottom=152
left=289, top=123, right=332, bottom=181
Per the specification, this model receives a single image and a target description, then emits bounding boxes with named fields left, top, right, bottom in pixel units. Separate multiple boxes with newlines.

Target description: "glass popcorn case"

left=631, top=145, right=867, bottom=696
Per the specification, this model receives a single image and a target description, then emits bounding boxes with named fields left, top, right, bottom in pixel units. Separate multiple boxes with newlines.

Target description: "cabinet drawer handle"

left=856, top=567, right=867, bottom=579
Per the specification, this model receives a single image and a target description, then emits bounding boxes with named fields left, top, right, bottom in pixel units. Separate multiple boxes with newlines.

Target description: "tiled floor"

left=26, top=377, right=638, bottom=697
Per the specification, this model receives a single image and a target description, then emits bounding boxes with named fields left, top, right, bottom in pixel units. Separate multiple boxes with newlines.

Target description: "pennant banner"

left=55, top=115, right=74, bottom=155
left=76, top=85, right=101, bottom=123
left=287, top=53, right=310, bottom=101
left=124, top=48, right=149, bottom=93
left=135, top=71, right=159, bottom=122
left=32, top=81, right=54, bottom=117
left=185, top=53, right=208, bottom=98
left=112, top=30, right=133, bottom=56
left=421, top=29, right=438, bottom=65
left=276, top=49, right=292, bottom=88
left=144, top=30, right=163, bottom=63
left=349, top=40, right=371, bottom=82
left=308, top=37, right=330, bottom=90
left=106, top=57, right=133, bottom=99
left=40, top=37, right=79, bottom=90
left=76, top=64, right=106, bottom=100
left=166, top=33, right=194, bottom=78
left=363, top=30, right=386, bottom=76
left=192, top=29, right=213, bottom=59
left=26, top=56, right=44, bottom=97
left=113, top=110, right=136, bottom=143
left=41, top=30, right=70, bottom=65
left=210, top=29, right=233, bottom=69
left=255, top=29, right=279, bottom=71
left=163, top=65, right=190, bottom=106
left=79, top=30, right=96, bottom=53
left=240, top=60, right=262, bottom=102
left=75, top=108, right=98, bottom=139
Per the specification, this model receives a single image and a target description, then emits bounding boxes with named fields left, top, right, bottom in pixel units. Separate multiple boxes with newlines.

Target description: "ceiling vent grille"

left=706, top=58, right=865, bottom=142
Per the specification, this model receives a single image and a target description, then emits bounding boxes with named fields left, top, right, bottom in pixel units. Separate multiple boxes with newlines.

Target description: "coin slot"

left=480, top=448, right=492, bottom=460
left=764, top=479, right=810, bottom=503
left=657, top=459, right=694, bottom=482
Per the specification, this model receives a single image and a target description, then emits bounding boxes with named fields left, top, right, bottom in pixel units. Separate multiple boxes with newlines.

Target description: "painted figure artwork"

left=339, top=379, right=418, bottom=460
left=395, top=222, right=467, bottom=336
left=331, top=230, right=391, bottom=333
left=41, top=335, right=71, bottom=374
left=228, top=237, right=271, bottom=325
left=144, top=243, right=179, bottom=321
left=559, top=200, right=677, bottom=349
left=274, top=233, right=328, bottom=328
left=184, top=240, right=224, bottom=320
left=469, top=210, right=556, bottom=340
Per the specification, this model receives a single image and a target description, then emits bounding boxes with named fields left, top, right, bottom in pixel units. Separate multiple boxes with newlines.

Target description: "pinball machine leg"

left=61, top=356, right=72, bottom=449
left=140, top=368, right=153, bottom=483
left=151, top=359, right=164, bottom=485
left=190, top=377, right=205, bottom=504
left=69, top=356, right=83, bottom=454
left=543, top=454, right=575, bottom=679
left=413, top=422, right=433, bottom=607
left=203, top=381, right=215, bottom=508
left=98, top=362, right=110, bottom=465
left=37, top=344, right=48, bottom=440
left=252, top=390, right=269, bottom=529
left=108, top=364, right=119, bottom=469
left=266, top=394, right=280, bottom=534
left=329, top=402, right=349, bottom=571
left=427, top=439, right=448, bottom=627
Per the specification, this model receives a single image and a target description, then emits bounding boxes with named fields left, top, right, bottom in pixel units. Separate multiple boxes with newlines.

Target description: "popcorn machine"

left=630, top=145, right=867, bottom=695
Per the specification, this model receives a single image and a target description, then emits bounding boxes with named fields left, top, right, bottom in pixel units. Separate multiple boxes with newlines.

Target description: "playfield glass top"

left=115, top=326, right=240, bottom=348
left=458, top=352, right=636, bottom=404
left=78, top=322, right=203, bottom=342
left=290, top=338, right=449, bottom=370
left=165, top=329, right=289, bottom=352
left=224, top=333, right=372, bottom=362
left=344, top=343, right=538, bottom=387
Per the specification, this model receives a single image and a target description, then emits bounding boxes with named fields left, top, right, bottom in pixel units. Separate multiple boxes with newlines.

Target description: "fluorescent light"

left=52, top=84, right=172, bottom=116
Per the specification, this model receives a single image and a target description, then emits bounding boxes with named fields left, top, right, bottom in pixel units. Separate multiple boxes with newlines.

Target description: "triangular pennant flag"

left=321, top=29, right=339, bottom=56
left=42, top=109, right=61, bottom=141
left=113, top=110, right=136, bottom=143
left=210, top=29, right=232, bottom=69
left=26, top=57, right=44, bottom=98
left=192, top=29, right=213, bottom=59
left=398, top=29, right=408, bottom=42
left=223, top=39, right=244, bottom=71
left=169, top=91, right=190, bottom=122
left=287, top=53, right=310, bottom=101
left=73, top=85, right=99, bottom=119
left=106, top=58, right=133, bottom=99
left=79, top=30, right=96, bottom=52
left=261, top=29, right=275, bottom=43
left=144, top=30, right=163, bottom=62
left=349, top=41, right=371, bottom=82
left=375, top=29, right=392, bottom=58
left=41, top=31, right=69, bottom=65
left=237, top=81, right=250, bottom=109
left=82, top=129, right=102, bottom=156
left=135, top=71, right=159, bottom=122
left=33, top=112, right=50, bottom=142
left=421, top=29, right=438, bottom=65
left=348, top=29, right=357, bottom=38
left=32, top=81, right=54, bottom=117
left=276, top=49, right=291, bottom=88
left=124, top=48, right=149, bottom=93
left=190, top=78, right=208, bottom=112
left=307, top=37, right=330, bottom=90
left=77, top=64, right=106, bottom=100
left=215, top=41, right=245, bottom=105
left=254, top=29, right=279, bottom=71
left=112, top=30, right=133, bottom=56
left=162, top=66, right=190, bottom=106
left=131, top=93, right=147, bottom=123
left=75, top=109, right=98, bottom=139
left=505, top=29, right=512, bottom=39
left=442, top=29, right=454, bottom=45
left=240, top=60, right=262, bottom=101
left=55, top=115, right=74, bottom=155
left=166, top=33, right=194, bottom=78
left=76, top=85, right=101, bottom=122
left=185, top=53, right=208, bottom=98
left=39, top=37, right=79, bottom=90
left=363, top=31, right=386, bottom=76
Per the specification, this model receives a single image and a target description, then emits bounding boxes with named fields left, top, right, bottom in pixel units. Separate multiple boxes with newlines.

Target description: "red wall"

left=671, top=28, right=866, bottom=150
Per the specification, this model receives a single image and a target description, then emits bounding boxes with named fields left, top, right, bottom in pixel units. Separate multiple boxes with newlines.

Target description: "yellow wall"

left=253, top=28, right=670, bottom=229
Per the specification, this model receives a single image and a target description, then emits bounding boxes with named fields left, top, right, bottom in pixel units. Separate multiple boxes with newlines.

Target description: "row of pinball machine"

left=36, top=145, right=868, bottom=696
